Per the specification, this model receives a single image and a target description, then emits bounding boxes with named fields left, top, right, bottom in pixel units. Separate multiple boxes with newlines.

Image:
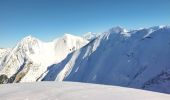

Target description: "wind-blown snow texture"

left=0, top=82, right=170, bottom=100
left=42, top=26, right=170, bottom=93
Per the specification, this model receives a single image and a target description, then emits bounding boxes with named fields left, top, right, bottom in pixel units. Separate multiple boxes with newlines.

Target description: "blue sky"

left=0, top=0, right=170, bottom=48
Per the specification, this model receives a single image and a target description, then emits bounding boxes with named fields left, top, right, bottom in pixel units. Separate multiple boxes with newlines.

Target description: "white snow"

left=1, top=25, right=170, bottom=94
left=0, top=34, right=88, bottom=82
left=0, top=49, right=7, bottom=58
left=0, top=82, right=170, bottom=100
left=0, top=48, right=11, bottom=71
left=0, top=48, right=10, bottom=60
left=83, top=32, right=99, bottom=41
left=42, top=26, right=170, bottom=93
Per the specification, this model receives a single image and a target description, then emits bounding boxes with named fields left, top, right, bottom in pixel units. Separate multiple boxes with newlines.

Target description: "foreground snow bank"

left=0, top=82, right=170, bottom=100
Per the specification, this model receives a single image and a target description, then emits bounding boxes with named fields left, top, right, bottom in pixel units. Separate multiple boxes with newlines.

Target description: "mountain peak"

left=148, top=25, right=166, bottom=30
left=63, top=33, right=72, bottom=37
left=83, top=32, right=98, bottom=41
left=62, top=34, right=79, bottom=40
left=15, top=35, right=41, bottom=54
left=62, top=34, right=88, bottom=42
left=108, top=26, right=128, bottom=33
left=103, top=26, right=130, bottom=38
left=22, top=35, right=37, bottom=41
left=20, top=35, right=40, bottom=45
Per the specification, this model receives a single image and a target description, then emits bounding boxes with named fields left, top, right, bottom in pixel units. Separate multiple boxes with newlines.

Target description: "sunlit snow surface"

left=1, top=26, right=170, bottom=94
left=0, top=34, right=88, bottom=82
left=43, top=26, right=170, bottom=93
left=0, top=82, right=170, bottom=100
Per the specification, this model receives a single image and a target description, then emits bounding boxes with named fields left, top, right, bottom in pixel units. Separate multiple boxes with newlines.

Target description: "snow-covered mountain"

left=0, top=48, right=11, bottom=76
left=42, top=26, right=170, bottom=93
left=83, top=32, right=99, bottom=41
left=0, top=49, right=7, bottom=58
left=0, top=34, right=88, bottom=83
left=0, top=26, right=170, bottom=94
left=0, top=48, right=10, bottom=59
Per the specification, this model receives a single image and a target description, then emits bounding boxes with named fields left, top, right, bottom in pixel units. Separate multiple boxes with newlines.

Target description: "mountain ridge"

left=0, top=26, right=170, bottom=94
left=0, top=34, right=88, bottom=83
left=42, top=25, right=170, bottom=93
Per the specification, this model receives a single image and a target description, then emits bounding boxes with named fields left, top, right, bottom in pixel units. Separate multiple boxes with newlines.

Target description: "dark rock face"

left=0, top=74, right=8, bottom=84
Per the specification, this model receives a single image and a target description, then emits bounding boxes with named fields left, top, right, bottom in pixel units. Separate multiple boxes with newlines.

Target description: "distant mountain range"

left=0, top=26, right=170, bottom=94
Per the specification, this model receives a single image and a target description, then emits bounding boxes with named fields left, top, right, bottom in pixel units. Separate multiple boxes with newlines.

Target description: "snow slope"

left=83, top=32, right=99, bottom=41
left=0, top=82, right=170, bottom=100
left=42, top=26, right=170, bottom=93
left=0, top=48, right=11, bottom=73
left=0, top=34, right=88, bottom=83
left=0, top=48, right=10, bottom=59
